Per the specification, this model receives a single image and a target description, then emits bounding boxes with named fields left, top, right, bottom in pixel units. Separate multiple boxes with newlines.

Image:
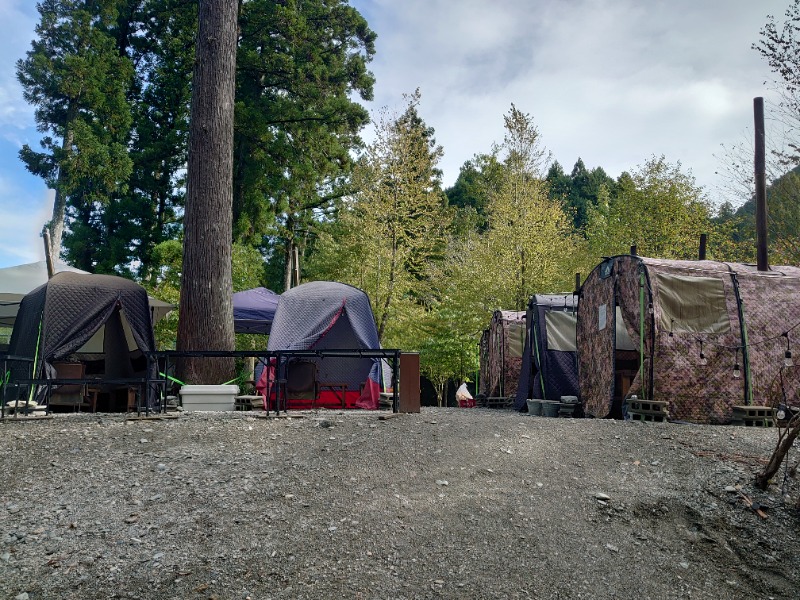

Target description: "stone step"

left=235, top=395, right=264, bottom=411
left=732, top=405, right=774, bottom=419
left=629, top=411, right=667, bottom=423
left=628, top=399, right=668, bottom=414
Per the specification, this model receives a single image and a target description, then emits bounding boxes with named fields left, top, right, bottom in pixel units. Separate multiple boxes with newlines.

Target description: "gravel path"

left=1, top=408, right=798, bottom=599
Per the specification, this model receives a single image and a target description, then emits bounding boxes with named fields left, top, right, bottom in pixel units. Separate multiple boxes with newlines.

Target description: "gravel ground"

left=1, top=407, right=799, bottom=600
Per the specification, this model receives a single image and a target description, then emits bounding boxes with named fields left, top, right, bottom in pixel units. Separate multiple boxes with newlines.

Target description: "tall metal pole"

left=754, top=97, right=768, bottom=271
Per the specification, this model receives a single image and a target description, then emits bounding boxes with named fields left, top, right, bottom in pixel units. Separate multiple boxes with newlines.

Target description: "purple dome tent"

left=233, top=287, right=279, bottom=334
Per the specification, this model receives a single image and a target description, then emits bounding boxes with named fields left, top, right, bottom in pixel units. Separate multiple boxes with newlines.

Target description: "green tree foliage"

left=546, top=158, right=617, bottom=230
left=62, top=1, right=196, bottom=276
left=307, top=90, right=449, bottom=346
left=444, top=153, right=505, bottom=233
left=764, top=170, right=800, bottom=264
left=21, top=0, right=375, bottom=281
left=477, top=105, right=583, bottom=310
left=714, top=168, right=800, bottom=264
left=415, top=300, right=480, bottom=406
left=17, top=0, right=134, bottom=262
left=234, top=0, right=376, bottom=289
left=144, top=239, right=182, bottom=349
left=585, top=156, right=713, bottom=260
left=421, top=231, right=491, bottom=403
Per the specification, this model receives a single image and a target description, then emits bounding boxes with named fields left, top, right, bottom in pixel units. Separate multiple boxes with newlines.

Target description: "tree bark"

left=46, top=124, right=75, bottom=262
left=176, top=0, right=238, bottom=385
left=283, top=236, right=294, bottom=292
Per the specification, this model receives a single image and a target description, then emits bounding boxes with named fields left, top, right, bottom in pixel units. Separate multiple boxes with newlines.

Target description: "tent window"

left=506, top=321, right=525, bottom=359
left=545, top=311, right=577, bottom=352
left=655, top=272, right=730, bottom=334
left=615, top=306, right=636, bottom=351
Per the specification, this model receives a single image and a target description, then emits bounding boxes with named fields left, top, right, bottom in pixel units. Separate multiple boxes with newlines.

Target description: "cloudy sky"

left=0, top=0, right=789, bottom=268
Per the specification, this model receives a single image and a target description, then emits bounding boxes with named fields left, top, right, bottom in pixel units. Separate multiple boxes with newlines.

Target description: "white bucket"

left=179, top=385, right=239, bottom=411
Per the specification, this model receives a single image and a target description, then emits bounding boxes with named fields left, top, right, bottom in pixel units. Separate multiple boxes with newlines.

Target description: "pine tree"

left=308, top=90, right=449, bottom=344
left=17, top=0, right=134, bottom=263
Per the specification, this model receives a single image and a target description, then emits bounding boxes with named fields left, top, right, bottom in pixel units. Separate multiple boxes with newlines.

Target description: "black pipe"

left=754, top=97, right=768, bottom=271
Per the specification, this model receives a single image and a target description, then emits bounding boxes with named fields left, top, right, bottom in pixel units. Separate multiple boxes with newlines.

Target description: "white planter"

left=179, top=385, right=239, bottom=411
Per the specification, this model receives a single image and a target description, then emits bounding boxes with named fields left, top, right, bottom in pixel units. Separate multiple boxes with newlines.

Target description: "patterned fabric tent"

left=479, top=310, right=525, bottom=401
left=514, top=294, right=580, bottom=410
left=7, top=272, right=158, bottom=408
left=256, top=281, right=387, bottom=410
left=577, top=255, right=800, bottom=423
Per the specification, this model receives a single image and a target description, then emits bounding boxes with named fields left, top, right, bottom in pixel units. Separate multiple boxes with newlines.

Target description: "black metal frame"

left=1, top=354, right=35, bottom=419
left=2, top=349, right=401, bottom=417
left=147, top=349, right=401, bottom=415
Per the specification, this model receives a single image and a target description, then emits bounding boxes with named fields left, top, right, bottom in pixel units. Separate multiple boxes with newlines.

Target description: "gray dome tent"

left=8, top=272, right=158, bottom=410
left=257, top=281, right=387, bottom=409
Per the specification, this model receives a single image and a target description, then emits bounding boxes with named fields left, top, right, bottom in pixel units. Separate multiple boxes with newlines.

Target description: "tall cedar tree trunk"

left=176, top=0, right=238, bottom=384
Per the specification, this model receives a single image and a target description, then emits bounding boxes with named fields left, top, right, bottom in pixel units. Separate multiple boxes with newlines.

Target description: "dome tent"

left=8, top=272, right=158, bottom=410
left=257, top=281, right=388, bottom=410
left=232, top=287, right=279, bottom=334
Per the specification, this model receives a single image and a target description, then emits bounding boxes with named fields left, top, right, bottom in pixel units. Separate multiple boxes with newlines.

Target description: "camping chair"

left=48, top=362, right=97, bottom=413
left=282, top=359, right=319, bottom=409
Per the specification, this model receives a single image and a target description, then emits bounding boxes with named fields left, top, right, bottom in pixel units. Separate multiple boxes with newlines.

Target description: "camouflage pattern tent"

left=479, top=310, right=525, bottom=400
left=577, top=255, right=800, bottom=423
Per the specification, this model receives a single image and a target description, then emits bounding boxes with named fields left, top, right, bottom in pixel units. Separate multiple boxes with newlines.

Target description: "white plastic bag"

left=455, top=382, right=473, bottom=401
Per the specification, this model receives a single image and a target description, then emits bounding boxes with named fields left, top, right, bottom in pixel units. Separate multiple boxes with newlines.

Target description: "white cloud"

left=351, top=0, right=787, bottom=199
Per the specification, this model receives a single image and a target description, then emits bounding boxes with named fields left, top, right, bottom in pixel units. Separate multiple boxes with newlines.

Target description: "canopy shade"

left=0, top=261, right=173, bottom=327
left=233, top=287, right=279, bottom=334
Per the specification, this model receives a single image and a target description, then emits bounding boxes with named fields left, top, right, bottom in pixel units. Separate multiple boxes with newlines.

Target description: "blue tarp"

left=233, top=287, right=279, bottom=334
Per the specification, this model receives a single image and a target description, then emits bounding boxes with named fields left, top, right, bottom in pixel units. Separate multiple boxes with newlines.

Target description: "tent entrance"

left=69, top=307, right=147, bottom=412
left=612, top=305, right=638, bottom=418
